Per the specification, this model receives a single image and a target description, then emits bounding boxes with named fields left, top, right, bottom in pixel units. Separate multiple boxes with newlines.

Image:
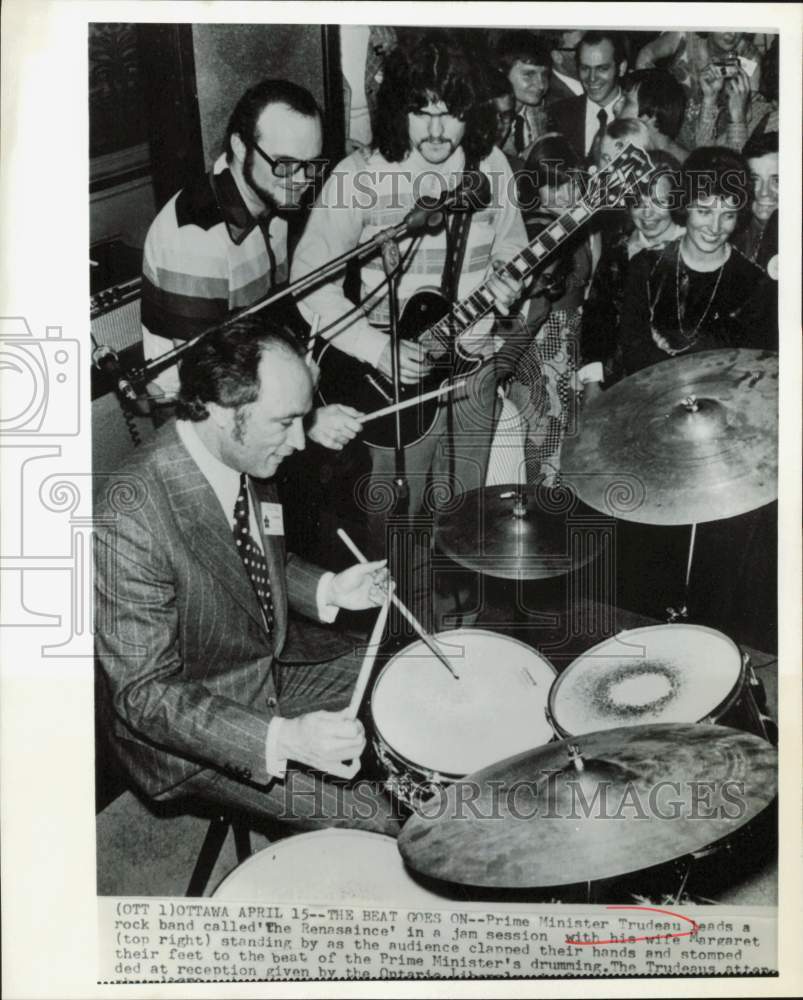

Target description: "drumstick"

left=336, top=529, right=460, bottom=680
left=346, top=584, right=393, bottom=720
left=361, top=380, right=467, bottom=424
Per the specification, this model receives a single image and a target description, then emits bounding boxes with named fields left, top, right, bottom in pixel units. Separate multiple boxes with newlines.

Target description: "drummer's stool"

left=186, top=810, right=253, bottom=897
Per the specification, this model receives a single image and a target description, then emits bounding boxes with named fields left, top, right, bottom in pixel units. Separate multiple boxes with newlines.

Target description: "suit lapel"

left=156, top=426, right=270, bottom=635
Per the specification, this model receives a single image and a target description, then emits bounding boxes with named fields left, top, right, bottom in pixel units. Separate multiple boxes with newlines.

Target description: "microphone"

left=92, top=343, right=141, bottom=403
left=404, top=171, right=492, bottom=232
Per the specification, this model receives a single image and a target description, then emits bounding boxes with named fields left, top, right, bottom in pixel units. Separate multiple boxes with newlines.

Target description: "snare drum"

left=548, top=624, right=773, bottom=741
left=213, top=829, right=443, bottom=904
left=370, top=628, right=557, bottom=809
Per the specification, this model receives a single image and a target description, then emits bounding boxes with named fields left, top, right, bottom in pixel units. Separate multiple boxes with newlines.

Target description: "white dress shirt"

left=583, top=90, right=621, bottom=155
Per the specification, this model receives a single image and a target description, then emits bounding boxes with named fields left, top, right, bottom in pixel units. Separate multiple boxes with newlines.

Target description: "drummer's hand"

left=307, top=404, right=364, bottom=450
left=327, top=560, right=389, bottom=610
left=486, top=258, right=522, bottom=315
left=377, top=341, right=430, bottom=385
left=279, top=708, right=365, bottom=779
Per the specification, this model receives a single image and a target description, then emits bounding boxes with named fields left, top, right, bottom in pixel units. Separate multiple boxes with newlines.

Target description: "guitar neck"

left=423, top=198, right=596, bottom=355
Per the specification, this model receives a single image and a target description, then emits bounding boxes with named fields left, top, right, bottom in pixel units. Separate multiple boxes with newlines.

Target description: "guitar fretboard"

left=421, top=198, right=595, bottom=358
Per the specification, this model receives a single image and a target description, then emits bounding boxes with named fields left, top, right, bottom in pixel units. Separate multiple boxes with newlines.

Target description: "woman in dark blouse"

left=581, top=150, right=684, bottom=381
left=619, top=145, right=777, bottom=375
left=614, top=146, right=777, bottom=650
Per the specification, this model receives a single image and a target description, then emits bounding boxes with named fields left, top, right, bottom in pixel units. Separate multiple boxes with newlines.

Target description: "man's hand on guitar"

left=307, top=404, right=364, bottom=450
left=486, top=257, right=523, bottom=315
left=377, top=340, right=431, bottom=385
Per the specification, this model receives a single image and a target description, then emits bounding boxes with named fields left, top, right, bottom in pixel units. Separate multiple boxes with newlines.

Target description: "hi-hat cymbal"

left=398, top=723, right=777, bottom=888
left=561, top=349, right=778, bottom=525
left=435, top=485, right=599, bottom=580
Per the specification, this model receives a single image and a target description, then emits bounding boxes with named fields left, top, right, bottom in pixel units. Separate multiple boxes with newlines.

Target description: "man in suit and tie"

left=547, top=31, right=629, bottom=159
left=94, top=316, right=400, bottom=834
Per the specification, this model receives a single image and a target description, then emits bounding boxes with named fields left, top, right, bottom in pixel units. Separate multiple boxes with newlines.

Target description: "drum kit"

left=215, top=349, right=779, bottom=900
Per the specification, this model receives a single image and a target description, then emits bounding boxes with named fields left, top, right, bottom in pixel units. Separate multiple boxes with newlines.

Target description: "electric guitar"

left=315, top=143, right=654, bottom=449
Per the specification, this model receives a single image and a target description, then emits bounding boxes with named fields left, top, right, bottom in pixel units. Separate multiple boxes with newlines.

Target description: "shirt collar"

left=210, top=153, right=263, bottom=245
left=586, top=89, right=621, bottom=118
left=176, top=418, right=242, bottom=527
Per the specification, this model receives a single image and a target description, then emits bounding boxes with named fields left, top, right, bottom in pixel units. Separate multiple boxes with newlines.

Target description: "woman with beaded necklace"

left=619, top=145, right=776, bottom=376
left=614, top=145, right=777, bottom=651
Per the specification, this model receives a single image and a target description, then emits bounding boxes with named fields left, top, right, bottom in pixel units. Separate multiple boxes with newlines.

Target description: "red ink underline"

left=566, top=905, right=700, bottom=946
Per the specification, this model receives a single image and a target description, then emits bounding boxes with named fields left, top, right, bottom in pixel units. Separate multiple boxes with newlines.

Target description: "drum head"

left=371, top=628, right=556, bottom=777
left=549, top=624, right=743, bottom=736
left=213, top=829, right=443, bottom=903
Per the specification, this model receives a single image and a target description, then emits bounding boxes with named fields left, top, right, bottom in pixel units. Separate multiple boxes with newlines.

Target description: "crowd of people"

left=95, top=26, right=780, bottom=840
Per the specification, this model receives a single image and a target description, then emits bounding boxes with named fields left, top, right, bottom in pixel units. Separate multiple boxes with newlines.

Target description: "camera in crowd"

left=711, top=55, right=741, bottom=78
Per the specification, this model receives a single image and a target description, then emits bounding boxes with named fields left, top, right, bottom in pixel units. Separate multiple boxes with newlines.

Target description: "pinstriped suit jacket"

left=94, top=421, right=329, bottom=799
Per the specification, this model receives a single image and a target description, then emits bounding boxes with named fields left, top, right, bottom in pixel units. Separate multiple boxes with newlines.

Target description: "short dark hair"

left=624, top=69, right=686, bottom=140
left=373, top=31, right=495, bottom=163
left=523, top=132, right=583, bottom=190
left=678, top=146, right=752, bottom=220
left=577, top=30, right=628, bottom=68
left=742, top=130, right=779, bottom=162
left=224, top=79, right=321, bottom=161
left=176, top=316, right=304, bottom=421
left=494, top=30, right=552, bottom=74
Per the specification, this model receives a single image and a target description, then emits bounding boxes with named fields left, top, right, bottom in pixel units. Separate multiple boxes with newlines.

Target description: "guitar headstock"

left=586, top=143, right=655, bottom=210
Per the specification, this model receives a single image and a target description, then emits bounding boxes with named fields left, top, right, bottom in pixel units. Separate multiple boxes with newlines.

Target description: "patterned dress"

left=508, top=214, right=591, bottom=486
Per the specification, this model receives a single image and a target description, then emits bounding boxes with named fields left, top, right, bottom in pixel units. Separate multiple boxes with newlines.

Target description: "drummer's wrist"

left=265, top=717, right=288, bottom=778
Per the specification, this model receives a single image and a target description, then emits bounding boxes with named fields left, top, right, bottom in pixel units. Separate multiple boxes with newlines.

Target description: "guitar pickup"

left=363, top=374, right=394, bottom=404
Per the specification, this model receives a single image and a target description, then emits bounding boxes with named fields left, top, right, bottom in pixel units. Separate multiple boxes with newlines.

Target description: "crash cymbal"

left=435, top=484, right=600, bottom=580
left=561, top=349, right=778, bottom=525
left=398, top=723, right=777, bottom=888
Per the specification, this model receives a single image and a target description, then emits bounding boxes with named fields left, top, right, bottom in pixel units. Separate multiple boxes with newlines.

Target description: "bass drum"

left=213, top=829, right=444, bottom=904
left=371, top=628, right=557, bottom=810
left=548, top=624, right=775, bottom=742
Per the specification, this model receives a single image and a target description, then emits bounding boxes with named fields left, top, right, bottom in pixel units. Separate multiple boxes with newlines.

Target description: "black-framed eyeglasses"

left=250, top=143, right=327, bottom=180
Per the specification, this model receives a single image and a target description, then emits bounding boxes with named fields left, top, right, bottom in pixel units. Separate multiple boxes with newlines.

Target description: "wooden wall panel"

left=192, top=23, right=327, bottom=166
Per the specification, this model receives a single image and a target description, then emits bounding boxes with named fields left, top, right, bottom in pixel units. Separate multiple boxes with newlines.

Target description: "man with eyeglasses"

left=139, top=79, right=363, bottom=452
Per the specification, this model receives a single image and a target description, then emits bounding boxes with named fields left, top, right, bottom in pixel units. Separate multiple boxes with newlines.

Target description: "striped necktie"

left=233, top=473, right=274, bottom=631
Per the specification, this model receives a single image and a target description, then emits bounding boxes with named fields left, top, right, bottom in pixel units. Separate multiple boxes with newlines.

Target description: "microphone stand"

left=119, top=201, right=446, bottom=402
left=378, top=231, right=408, bottom=518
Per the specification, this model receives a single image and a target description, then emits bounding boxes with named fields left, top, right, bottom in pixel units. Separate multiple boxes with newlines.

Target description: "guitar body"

left=314, top=143, right=654, bottom=452
left=316, top=289, right=474, bottom=449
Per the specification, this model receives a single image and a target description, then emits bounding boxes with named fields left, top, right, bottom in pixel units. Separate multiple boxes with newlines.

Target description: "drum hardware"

left=370, top=628, right=557, bottom=811
left=397, top=723, right=777, bottom=888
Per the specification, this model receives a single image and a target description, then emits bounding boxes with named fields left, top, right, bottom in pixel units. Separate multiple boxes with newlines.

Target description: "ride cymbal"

left=561, top=349, right=778, bottom=525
